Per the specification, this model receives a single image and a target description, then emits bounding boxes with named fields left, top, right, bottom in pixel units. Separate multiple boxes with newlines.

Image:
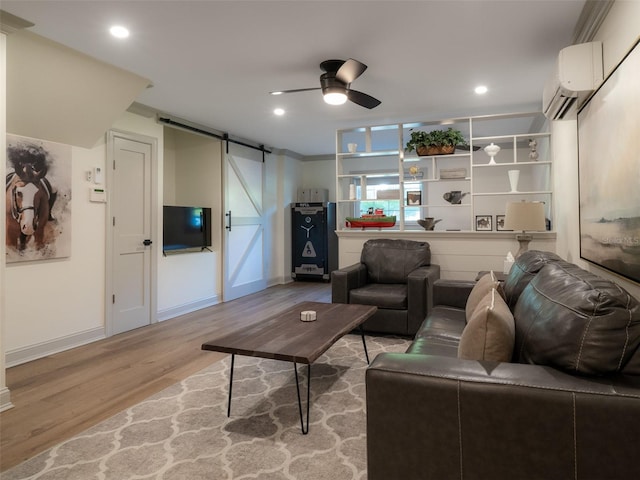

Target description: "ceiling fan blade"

left=270, top=87, right=320, bottom=95
left=336, top=58, right=367, bottom=84
left=347, top=89, right=381, bottom=109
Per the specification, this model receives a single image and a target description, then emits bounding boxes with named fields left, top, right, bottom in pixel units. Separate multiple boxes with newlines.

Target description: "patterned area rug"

left=4, top=334, right=409, bottom=480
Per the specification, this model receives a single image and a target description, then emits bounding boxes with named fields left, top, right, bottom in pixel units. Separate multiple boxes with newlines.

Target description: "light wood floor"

left=0, top=281, right=331, bottom=472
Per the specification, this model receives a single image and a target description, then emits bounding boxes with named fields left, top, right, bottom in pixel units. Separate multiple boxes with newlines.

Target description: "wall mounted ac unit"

left=542, top=41, right=603, bottom=120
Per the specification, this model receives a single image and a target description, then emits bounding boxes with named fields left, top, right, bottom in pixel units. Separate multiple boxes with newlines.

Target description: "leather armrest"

left=433, top=278, right=476, bottom=309
left=331, top=263, right=367, bottom=304
left=407, top=264, right=441, bottom=334
left=366, top=353, right=640, bottom=480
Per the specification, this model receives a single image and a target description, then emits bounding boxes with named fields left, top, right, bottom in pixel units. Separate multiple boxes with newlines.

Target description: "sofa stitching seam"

left=618, top=294, right=632, bottom=371
left=572, top=392, right=577, bottom=480
left=575, top=301, right=598, bottom=373
left=371, top=367, right=640, bottom=398
left=457, top=380, right=463, bottom=480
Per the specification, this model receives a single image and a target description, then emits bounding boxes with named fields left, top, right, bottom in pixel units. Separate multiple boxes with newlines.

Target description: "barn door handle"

left=143, top=239, right=153, bottom=246
left=225, top=211, right=232, bottom=231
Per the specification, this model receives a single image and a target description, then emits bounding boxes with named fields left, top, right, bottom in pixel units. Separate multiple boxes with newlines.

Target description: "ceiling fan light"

left=109, top=25, right=130, bottom=38
left=323, top=92, right=348, bottom=105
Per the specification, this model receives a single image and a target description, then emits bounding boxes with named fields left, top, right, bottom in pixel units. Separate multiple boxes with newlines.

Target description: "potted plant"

left=405, top=127, right=467, bottom=156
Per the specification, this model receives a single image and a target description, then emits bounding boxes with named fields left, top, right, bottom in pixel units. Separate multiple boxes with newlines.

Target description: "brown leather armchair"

left=331, top=238, right=440, bottom=335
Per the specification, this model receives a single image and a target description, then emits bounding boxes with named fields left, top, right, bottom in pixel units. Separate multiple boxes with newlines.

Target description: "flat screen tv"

left=163, top=205, right=212, bottom=251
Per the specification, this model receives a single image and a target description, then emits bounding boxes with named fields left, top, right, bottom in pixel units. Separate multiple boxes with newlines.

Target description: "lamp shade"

left=504, top=201, right=546, bottom=231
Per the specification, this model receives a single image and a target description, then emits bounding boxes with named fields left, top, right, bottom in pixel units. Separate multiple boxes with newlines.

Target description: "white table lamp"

left=504, top=201, right=546, bottom=258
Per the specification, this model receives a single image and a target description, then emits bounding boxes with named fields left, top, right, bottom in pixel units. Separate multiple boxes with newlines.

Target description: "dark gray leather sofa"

left=366, top=251, right=640, bottom=480
left=331, top=238, right=440, bottom=335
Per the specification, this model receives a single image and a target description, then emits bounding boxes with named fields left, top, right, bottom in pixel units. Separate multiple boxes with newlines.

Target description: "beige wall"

left=158, top=127, right=222, bottom=317
left=301, top=157, right=336, bottom=201
left=554, top=0, right=640, bottom=300
left=271, top=151, right=305, bottom=284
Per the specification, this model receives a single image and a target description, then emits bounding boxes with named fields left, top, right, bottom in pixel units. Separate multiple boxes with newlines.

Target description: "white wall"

left=1, top=31, right=11, bottom=410
left=4, top=112, right=166, bottom=365
left=5, top=138, right=107, bottom=361
left=553, top=0, right=640, bottom=299
left=338, top=231, right=556, bottom=279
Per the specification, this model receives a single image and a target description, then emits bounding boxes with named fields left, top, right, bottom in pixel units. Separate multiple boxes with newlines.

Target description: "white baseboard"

left=267, top=275, right=289, bottom=287
left=6, top=326, right=106, bottom=368
left=0, top=386, right=13, bottom=412
left=157, top=295, right=220, bottom=321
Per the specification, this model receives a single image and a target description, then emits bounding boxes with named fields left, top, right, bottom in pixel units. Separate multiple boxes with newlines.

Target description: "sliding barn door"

left=222, top=143, right=266, bottom=301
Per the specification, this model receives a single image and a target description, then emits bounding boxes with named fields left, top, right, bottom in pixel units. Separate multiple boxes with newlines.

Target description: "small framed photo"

left=406, top=190, right=422, bottom=206
left=496, top=214, right=511, bottom=231
left=476, top=215, right=492, bottom=231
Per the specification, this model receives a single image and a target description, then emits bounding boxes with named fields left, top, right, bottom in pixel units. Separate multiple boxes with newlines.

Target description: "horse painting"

left=6, top=135, right=71, bottom=262
left=6, top=173, right=52, bottom=251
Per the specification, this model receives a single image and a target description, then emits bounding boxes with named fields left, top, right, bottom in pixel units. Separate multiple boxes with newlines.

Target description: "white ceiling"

left=2, top=0, right=586, bottom=156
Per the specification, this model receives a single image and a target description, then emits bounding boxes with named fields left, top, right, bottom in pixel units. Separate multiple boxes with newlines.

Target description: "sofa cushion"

left=503, top=250, right=563, bottom=309
left=361, top=239, right=431, bottom=284
left=513, top=262, right=640, bottom=375
left=350, top=283, right=407, bottom=310
left=458, top=288, right=515, bottom=362
left=465, top=271, right=505, bottom=321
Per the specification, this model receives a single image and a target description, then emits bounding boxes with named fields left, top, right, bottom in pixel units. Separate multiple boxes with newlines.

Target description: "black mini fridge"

left=291, top=202, right=337, bottom=280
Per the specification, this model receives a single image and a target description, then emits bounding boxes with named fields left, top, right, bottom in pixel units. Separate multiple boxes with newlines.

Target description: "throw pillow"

left=465, top=271, right=505, bottom=322
left=458, top=288, right=515, bottom=362
left=513, top=262, right=640, bottom=375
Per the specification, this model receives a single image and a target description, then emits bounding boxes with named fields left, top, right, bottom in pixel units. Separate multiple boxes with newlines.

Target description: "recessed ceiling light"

left=475, top=85, right=488, bottom=95
left=109, top=25, right=130, bottom=39
left=274, top=108, right=285, bottom=116
left=270, top=91, right=283, bottom=96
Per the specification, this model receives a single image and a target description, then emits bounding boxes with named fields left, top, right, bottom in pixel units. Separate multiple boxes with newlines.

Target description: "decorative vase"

left=508, top=169, right=520, bottom=193
left=484, top=142, right=500, bottom=165
left=349, top=184, right=356, bottom=200
left=417, top=217, right=442, bottom=230
left=442, top=190, right=467, bottom=204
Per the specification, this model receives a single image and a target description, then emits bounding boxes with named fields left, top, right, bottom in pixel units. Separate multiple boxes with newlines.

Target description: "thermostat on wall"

left=90, top=187, right=107, bottom=203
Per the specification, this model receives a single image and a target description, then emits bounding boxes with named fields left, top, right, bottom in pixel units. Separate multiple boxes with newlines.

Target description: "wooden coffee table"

left=201, top=301, right=377, bottom=434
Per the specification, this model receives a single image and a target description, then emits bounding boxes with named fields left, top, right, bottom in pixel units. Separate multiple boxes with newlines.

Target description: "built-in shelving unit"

left=335, top=112, right=552, bottom=233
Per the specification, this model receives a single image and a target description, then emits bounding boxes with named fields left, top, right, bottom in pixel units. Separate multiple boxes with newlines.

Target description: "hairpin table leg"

left=359, top=325, right=370, bottom=364
left=294, top=362, right=311, bottom=434
left=227, top=354, right=235, bottom=417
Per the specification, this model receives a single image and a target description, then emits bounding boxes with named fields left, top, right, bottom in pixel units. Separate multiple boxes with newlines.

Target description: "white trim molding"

left=6, top=327, right=105, bottom=368
left=157, top=295, right=220, bottom=322
left=0, top=386, right=13, bottom=412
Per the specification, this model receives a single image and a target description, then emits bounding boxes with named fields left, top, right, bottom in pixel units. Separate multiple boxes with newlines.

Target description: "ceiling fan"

left=270, top=58, right=381, bottom=109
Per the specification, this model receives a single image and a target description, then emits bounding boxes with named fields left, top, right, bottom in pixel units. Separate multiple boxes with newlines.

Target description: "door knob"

left=143, top=239, right=153, bottom=246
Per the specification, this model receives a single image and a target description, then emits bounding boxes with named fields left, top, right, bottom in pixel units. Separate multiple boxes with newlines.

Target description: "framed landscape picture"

left=578, top=38, right=640, bottom=283
left=476, top=215, right=492, bottom=231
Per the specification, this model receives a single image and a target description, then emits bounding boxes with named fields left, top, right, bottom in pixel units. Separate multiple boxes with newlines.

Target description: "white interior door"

left=223, top=143, right=266, bottom=301
left=108, top=131, right=155, bottom=335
